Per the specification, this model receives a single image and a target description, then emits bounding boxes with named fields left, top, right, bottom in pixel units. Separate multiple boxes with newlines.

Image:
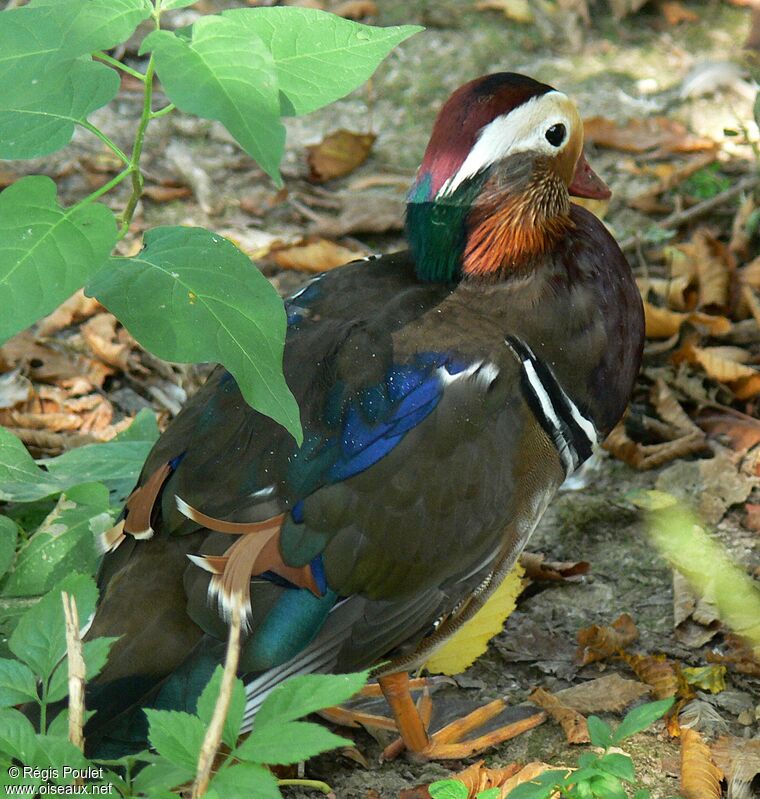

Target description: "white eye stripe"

left=438, top=91, right=577, bottom=197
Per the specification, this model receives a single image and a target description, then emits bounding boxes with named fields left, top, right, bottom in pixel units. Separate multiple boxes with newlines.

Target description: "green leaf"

left=428, top=780, right=469, bottom=799
left=222, top=8, right=422, bottom=116
left=505, top=781, right=556, bottom=799
left=477, top=789, right=502, bottom=799
left=40, top=441, right=154, bottom=505
left=88, top=226, right=302, bottom=442
left=587, top=715, right=613, bottom=749
left=142, top=16, right=284, bottom=181
left=0, top=426, right=61, bottom=502
left=115, top=408, right=160, bottom=443
left=4, top=484, right=110, bottom=597
left=612, top=698, right=674, bottom=744
left=235, top=719, right=350, bottom=765
left=0, top=58, right=119, bottom=160
left=207, top=762, right=281, bottom=799
left=597, top=753, right=635, bottom=783
left=255, top=670, right=367, bottom=728
left=0, top=658, right=38, bottom=706
left=47, top=635, right=118, bottom=702
left=0, top=516, right=18, bottom=578
left=588, top=773, right=627, bottom=799
left=0, top=176, right=116, bottom=344
left=46, top=707, right=95, bottom=739
left=0, top=708, right=38, bottom=763
left=131, top=760, right=195, bottom=796
left=633, top=791, right=651, bottom=799
left=8, top=573, right=97, bottom=682
left=196, top=666, right=246, bottom=749
left=145, top=709, right=206, bottom=772
left=0, top=0, right=151, bottom=88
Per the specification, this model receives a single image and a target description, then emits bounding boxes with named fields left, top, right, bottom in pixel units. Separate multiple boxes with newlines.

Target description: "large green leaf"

left=254, top=670, right=367, bottom=727
left=47, top=635, right=118, bottom=702
left=0, top=425, right=61, bottom=502
left=0, top=658, right=38, bottom=707
left=8, top=573, right=97, bottom=682
left=0, top=709, right=38, bottom=767
left=142, top=15, right=284, bottom=181
left=222, top=7, right=422, bottom=116
left=207, top=763, right=281, bottom=799
left=145, top=709, right=206, bottom=772
left=3, top=484, right=111, bottom=598
left=0, top=58, right=119, bottom=160
left=0, top=0, right=151, bottom=86
left=88, top=226, right=301, bottom=441
left=196, top=667, right=246, bottom=749
left=0, top=516, right=18, bottom=579
left=236, top=719, right=350, bottom=765
left=0, top=176, right=116, bottom=344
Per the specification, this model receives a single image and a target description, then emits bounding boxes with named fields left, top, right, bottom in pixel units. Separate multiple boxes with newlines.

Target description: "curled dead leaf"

left=583, top=116, right=715, bottom=157
left=81, top=313, right=133, bottom=373
left=661, top=1, right=700, bottom=24
left=528, top=687, right=589, bottom=744
left=576, top=613, right=638, bottom=665
left=620, top=652, right=683, bottom=700
left=271, top=238, right=366, bottom=273
left=680, top=727, right=723, bottom=799
left=641, top=301, right=731, bottom=339
left=711, top=736, right=760, bottom=792
left=307, top=129, right=377, bottom=183
left=604, top=420, right=707, bottom=470
left=37, top=290, right=101, bottom=336
left=519, top=552, right=590, bottom=582
left=706, top=634, right=760, bottom=677
left=142, top=184, right=192, bottom=203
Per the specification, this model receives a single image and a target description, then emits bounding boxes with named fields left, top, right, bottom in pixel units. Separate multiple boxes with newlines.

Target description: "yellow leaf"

left=682, top=665, right=727, bottom=694
left=425, top=562, right=525, bottom=675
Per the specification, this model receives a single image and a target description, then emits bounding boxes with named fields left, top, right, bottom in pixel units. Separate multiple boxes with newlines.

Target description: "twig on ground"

left=191, top=601, right=242, bottom=799
left=62, top=592, right=86, bottom=756
left=620, top=175, right=760, bottom=254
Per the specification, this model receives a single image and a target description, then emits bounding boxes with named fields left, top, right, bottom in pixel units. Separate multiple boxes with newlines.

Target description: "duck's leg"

left=378, top=671, right=546, bottom=761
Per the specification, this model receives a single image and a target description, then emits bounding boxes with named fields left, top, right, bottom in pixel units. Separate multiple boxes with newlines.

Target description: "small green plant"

left=428, top=698, right=675, bottom=799
left=0, top=573, right=367, bottom=797
left=680, top=164, right=730, bottom=201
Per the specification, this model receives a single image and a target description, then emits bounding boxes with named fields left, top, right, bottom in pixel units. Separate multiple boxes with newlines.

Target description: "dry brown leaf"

left=730, top=195, right=755, bottom=258
left=498, top=762, right=564, bottom=796
left=37, top=290, right=101, bottom=336
left=307, top=129, right=377, bottom=183
left=681, top=727, right=723, bottom=799
left=583, top=116, right=715, bottom=157
left=630, top=152, right=718, bottom=211
left=81, top=313, right=132, bottom=372
left=697, top=412, right=760, bottom=452
left=661, top=1, right=699, bottom=24
left=528, top=688, right=590, bottom=744
left=651, top=379, right=704, bottom=437
left=0, top=369, right=32, bottom=409
left=641, top=302, right=732, bottom=339
left=673, top=340, right=760, bottom=395
left=637, top=274, right=693, bottom=310
left=475, top=0, right=534, bottom=22
left=332, top=0, right=377, bottom=18
left=620, top=652, right=682, bottom=699
left=519, top=552, right=590, bottom=582
left=272, top=238, right=366, bottom=273
left=673, top=571, right=721, bottom=649
left=607, top=0, right=650, bottom=19
left=311, top=191, right=404, bottom=237
left=691, top=229, right=732, bottom=311
left=143, top=184, right=192, bottom=202
left=576, top=613, right=639, bottom=665
left=554, top=673, right=650, bottom=713
left=712, top=736, right=760, bottom=788
left=604, top=421, right=707, bottom=470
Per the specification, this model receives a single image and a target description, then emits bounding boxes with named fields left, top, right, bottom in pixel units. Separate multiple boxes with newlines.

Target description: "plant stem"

left=62, top=592, right=86, bottom=755
left=277, top=779, right=334, bottom=794
left=78, top=121, right=130, bottom=165
left=118, top=53, right=156, bottom=239
left=93, top=51, right=146, bottom=82
left=150, top=103, right=175, bottom=120
left=70, top=168, right=133, bottom=214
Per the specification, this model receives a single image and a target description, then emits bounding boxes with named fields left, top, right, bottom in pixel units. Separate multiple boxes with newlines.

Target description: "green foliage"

left=0, top=0, right=420, bottom=439
left=680, top=164, right=730, bottom=200
left=88, top=226, right=300, bottom=441
left=431, top=699, right=674, bottom=799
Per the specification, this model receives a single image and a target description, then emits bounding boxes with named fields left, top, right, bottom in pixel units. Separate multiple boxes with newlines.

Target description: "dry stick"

left=620, top=174, right=760, bottom=254
left=191, top=600, right=242, bottom=799
left=61, top=592, right=86, bottom=756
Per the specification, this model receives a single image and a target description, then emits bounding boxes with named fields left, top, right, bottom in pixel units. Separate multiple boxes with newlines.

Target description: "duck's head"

left=407, top=73, right=609, bottom=282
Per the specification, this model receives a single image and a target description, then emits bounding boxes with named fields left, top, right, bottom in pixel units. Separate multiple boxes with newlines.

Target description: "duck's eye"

left=545, top=123, right=566, bottom=147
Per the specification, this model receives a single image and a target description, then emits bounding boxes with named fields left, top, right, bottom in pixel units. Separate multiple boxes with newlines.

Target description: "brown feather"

left=123, top=463, right=172, bottom=536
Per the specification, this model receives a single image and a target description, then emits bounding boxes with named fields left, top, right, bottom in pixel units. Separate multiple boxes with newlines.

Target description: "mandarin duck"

left=86, top=72, right=644, bottom=759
